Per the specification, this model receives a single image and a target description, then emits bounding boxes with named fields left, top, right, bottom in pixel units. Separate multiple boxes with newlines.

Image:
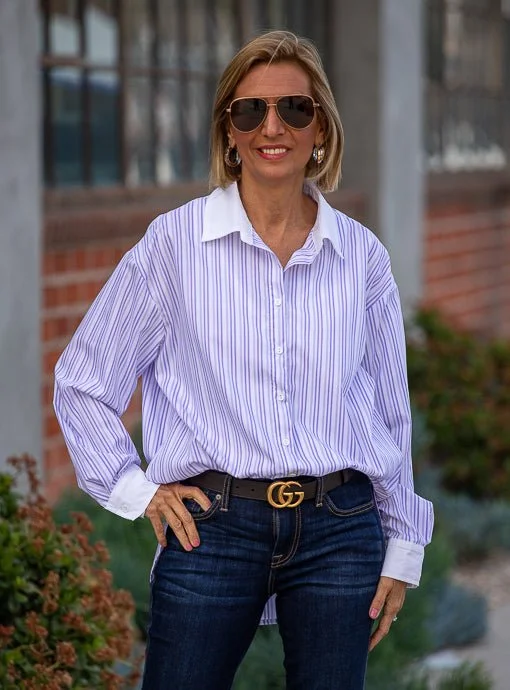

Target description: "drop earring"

left=225, top=145, right=241, bottom=167
left=312, top=144, right=326, bottom=165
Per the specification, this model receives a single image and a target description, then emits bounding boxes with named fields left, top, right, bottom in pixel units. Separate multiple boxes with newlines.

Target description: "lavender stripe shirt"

left=54, top=182, right=433, bottom=625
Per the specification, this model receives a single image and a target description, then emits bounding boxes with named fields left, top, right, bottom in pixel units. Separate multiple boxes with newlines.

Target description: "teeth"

left=261, top=148, right=287, bottom=154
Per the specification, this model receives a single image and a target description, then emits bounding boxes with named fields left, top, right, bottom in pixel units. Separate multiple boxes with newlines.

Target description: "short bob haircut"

left=209, top=30, right=344, bottom=193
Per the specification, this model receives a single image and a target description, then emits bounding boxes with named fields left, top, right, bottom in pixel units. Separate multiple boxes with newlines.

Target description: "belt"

left=184, top=468, right=355, bottom=509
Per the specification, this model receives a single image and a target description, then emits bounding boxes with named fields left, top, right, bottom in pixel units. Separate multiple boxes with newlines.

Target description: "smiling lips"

left=258, top=147, right=289, bottom=159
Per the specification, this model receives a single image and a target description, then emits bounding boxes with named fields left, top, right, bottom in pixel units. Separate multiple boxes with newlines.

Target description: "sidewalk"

left=423, top=602, right=510, bottom=690
left=455, top=602, right=510, bottom=690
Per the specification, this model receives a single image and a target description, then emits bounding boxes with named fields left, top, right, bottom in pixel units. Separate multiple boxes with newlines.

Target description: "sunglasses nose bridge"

left=262, top=101, right=286, bottom=133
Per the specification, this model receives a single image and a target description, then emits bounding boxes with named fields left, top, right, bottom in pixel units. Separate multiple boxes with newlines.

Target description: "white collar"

left=202, top=182, right=344, bottom=259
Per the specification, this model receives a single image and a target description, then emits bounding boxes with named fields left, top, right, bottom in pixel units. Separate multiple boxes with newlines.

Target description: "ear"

left=315, top=114, right=326, bottom=149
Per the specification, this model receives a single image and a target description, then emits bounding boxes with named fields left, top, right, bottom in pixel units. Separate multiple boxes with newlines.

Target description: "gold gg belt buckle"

left=267, top=480, right=305, bottom=508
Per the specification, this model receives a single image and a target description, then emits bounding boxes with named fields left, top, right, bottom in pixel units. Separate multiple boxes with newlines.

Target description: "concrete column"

left=331, top=0, right=425, bottom=314
left=0, top=0, right=42, bottom=470
left=379, top=0, right=425, bottom=314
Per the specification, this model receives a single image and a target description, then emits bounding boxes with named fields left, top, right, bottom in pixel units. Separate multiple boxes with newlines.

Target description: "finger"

left=179, top=486, right=213, bottom=512
left=369, top=578, right=392, bottom=620
left=369, top=613, right=394, bottom=651
left=171, top=500, right=202, bottom=548
left=163, top=505, right=195, bottom=551
left=146, top=497, right=194, bottom=552
left=147, top=513, right=168, bottom=548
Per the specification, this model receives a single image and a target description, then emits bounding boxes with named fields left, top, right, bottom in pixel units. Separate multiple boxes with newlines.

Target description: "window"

left=40, top=0, right=332, bottom=189
left=426, top=0, right=510, bottom=172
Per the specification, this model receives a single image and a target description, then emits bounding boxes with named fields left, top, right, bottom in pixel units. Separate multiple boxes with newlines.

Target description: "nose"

left=261, top=104, right=285, bottom=136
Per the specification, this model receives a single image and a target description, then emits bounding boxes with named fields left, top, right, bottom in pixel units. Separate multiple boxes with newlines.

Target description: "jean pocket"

left=323, top=479, right=375, bottom=518
left=183, top=487, right=222, bottom=522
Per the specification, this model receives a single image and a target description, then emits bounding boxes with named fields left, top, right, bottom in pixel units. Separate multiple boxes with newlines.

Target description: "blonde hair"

left=209, top=30, right=344, bottom=193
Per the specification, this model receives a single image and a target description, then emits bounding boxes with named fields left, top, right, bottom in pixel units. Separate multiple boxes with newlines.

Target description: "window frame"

left=40, top=0, right=244, bottom=189
left=425, top=0, right=510, bottom=178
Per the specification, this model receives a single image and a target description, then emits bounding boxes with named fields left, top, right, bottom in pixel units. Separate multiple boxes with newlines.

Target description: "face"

left=227, top=61, right=324, bottom=188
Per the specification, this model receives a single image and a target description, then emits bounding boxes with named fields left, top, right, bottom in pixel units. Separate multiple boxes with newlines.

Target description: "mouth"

left=256, top=146, right=290, bottom=160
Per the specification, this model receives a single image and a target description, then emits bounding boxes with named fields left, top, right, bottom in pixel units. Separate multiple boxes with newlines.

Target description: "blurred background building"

left=0, top=0, right=509, bottom=497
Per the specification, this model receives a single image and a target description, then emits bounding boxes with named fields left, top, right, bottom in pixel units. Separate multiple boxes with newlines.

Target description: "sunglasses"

left=227, top=94, right=320, bottom=133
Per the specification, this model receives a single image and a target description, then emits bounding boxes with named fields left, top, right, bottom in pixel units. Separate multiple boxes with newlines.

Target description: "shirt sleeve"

left=363, top=255, right=434, bottom=586
left=53, top=250, right=165, bottom=520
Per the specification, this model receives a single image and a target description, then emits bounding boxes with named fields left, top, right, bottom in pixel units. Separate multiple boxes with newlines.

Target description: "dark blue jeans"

left=141, top=471, right=385, bottom=690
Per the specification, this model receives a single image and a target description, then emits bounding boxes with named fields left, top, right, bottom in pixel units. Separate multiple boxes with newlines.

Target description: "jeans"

left=141, top=471, right=385, bottom=690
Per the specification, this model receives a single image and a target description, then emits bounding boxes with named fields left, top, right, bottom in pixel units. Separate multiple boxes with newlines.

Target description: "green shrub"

left=407, top=309, right=510, bottom=500
left=233, top=627, right=285, bottom=690
left=427, top=582, right=487, bottom=649
left=417, top=469, right=510, bottom=563
left=0, top=456, right=140, bottom=690
left=435, top=662, right=493, bottom=690
left=391, top=663, right=493, bottom=690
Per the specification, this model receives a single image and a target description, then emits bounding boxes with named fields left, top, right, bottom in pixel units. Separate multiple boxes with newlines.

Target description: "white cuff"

left=105, top=465, right=160, bottom=520
left=381, top=538, right=424, bottom=587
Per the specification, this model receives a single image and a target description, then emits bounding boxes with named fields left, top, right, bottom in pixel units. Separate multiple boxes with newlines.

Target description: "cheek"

left=232, top=133, right=251, bottom=153
left=298, top=131, right=318, bottom=156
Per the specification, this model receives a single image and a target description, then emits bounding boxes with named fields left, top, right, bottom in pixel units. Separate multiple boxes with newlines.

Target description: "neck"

left=238, top=175, right=315, bottom=243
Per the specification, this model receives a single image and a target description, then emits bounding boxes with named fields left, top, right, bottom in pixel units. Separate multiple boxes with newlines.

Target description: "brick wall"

left=42, top=239, right=143, bottom=502
left=424, top=176, right=510, bottom=338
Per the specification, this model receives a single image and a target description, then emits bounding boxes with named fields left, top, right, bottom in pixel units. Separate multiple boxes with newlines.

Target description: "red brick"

left=44, top=467, right=78, bottom=505
left=43, top=349, right=63, bottom=375
left=53, top=250, right=68, bottom=273
left=44, top=444, right=69, bottom=473
left=43, top=286, right=59, bottom=309
left=44, top=412, right=62, bottom=439
left=42, top=382, right=54, bottom=407
left=64, top=283, right=79, bottom=304
left=42, top=318, right=56, bottom=342
left=43, top=253, right=56, bottom=276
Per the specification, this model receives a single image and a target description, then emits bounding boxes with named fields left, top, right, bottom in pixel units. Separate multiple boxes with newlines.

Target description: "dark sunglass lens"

left=230, top=98, right=267, bottom=131
left=277, top=95, right=315, bottom=128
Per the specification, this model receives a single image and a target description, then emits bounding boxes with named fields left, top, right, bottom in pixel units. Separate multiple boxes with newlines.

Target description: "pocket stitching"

left=189, top=495, right=222, bottom=522
left=323, top=495, right=374, bottom=517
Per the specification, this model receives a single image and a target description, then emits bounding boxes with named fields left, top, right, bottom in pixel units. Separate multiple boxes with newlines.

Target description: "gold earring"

left=312, top=144, right=325, bottom=165
left=225, top=145, right=241, bottom=168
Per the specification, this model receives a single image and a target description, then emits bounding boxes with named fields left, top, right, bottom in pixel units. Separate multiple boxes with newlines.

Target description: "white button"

left=121, top=503, right=129, bottom=512
left=274, top=298, right=282, bottom=306
left=277, top=392, right=285, bottom=401
left=275, top=346, right=283, bottom=354
left=288, top=472, right=297, bottom=477
left=282, top=437, right=290, bottom=446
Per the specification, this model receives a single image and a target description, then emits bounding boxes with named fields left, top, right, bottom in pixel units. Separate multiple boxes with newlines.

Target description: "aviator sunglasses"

left=227, top=94, right=320, bottom=133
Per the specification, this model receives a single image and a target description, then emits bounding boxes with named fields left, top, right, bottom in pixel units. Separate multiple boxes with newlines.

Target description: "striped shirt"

left=54, top=181, right=434, bottom=622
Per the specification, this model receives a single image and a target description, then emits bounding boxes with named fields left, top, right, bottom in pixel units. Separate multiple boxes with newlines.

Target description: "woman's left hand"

left=368, top=576, right=407, bottom=651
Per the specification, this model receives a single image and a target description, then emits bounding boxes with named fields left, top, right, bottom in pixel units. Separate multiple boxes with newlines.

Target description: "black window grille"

left=40, top=0, right=332, bottom=188
left=426, top=0, right=510, bottom=172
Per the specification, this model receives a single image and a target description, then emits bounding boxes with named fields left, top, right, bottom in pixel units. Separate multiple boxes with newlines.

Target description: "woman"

left=54, top=31, right=433, bottom=690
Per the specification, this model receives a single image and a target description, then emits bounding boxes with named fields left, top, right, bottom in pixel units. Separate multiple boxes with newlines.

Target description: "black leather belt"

left=183, top=468, right=356, bottom=508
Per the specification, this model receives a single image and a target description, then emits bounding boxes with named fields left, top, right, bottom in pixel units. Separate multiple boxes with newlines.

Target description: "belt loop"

left=220, top=473, right=233, bottom=512
left=314, top=476, right=324, bottom=508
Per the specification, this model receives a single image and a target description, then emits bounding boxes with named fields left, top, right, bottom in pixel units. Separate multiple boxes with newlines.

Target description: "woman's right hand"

left=145, top=482, right=212, bottom=550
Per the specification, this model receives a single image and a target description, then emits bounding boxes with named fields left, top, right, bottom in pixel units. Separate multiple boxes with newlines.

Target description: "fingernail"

left=192, top=539, right=200, bottom=547
left=184, top=544, right=192, bottom=551
left=370, top=608, right=379, bottom=619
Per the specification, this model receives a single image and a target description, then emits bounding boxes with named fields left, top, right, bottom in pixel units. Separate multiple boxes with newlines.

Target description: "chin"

left=251, top=166, right=302, bottom=185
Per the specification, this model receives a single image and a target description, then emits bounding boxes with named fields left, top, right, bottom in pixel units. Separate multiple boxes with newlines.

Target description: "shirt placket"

left=270, top=262, right=295, bottom=475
